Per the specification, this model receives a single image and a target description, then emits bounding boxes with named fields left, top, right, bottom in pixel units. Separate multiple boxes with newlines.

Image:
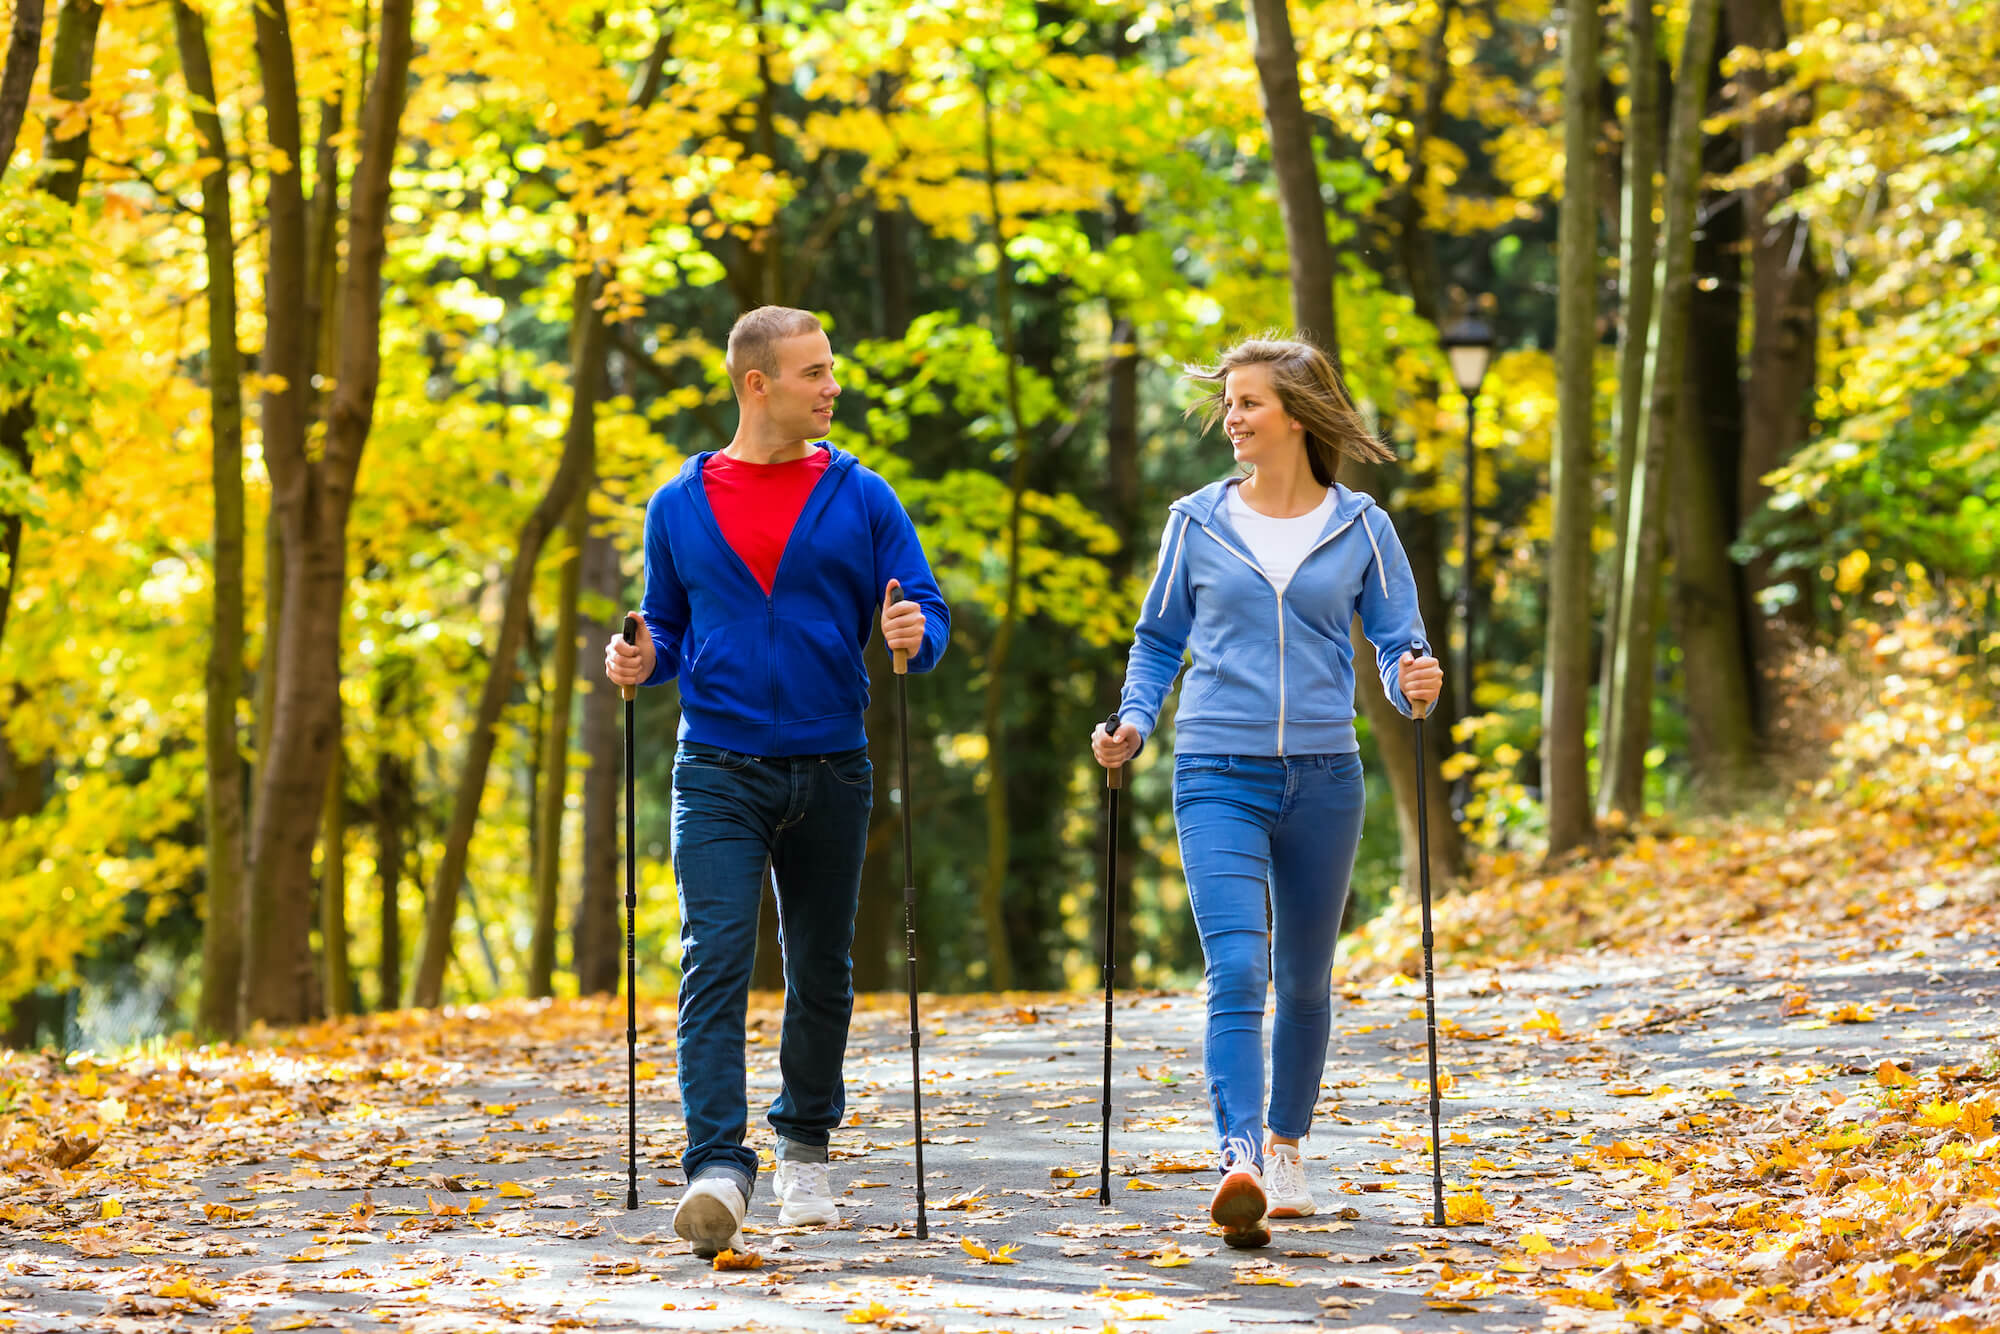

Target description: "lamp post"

left=1441, top=316, right=1495, bottom=736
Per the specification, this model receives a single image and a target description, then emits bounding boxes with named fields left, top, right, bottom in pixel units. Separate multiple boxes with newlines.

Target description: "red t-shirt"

left=701, top=448, right=832, bottom=595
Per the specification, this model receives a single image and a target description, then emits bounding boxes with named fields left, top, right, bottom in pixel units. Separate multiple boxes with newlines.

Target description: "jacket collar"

left=676, top=440, right=853, bottom=483
left=1171, top=476, right=1377, bottom=543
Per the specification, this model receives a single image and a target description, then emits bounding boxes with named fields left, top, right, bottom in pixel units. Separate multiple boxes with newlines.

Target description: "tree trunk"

left=0, top=0, right=98, bottom=664
left=411, top=271, right=608, bottom=1008
left=1545, top=0, right=1602, bottom=858
left=1601, top=0, right=1728, bottom=833
left=1597, top=0, right=1663, bottom=818
left=242, top=0, right=413, bottom=1027
left=1728, top=0, right=1819, bottom=686
left=174, top=0, right=249, bottom=1041
left=374, top=668, right=411, bottom=1012
left=529, top=481, right=588, bottom=997
left=1247, top=0, right=1461, bottom=886
left=974, top=72, right=1024, bottom=993
left=0, top=0, right=43, bottom=189
left=320, top=724, right=350, bottom=1016
left=573, top=507, right=624, bottom=996
left=1666, top=7, right=1761, bottom=797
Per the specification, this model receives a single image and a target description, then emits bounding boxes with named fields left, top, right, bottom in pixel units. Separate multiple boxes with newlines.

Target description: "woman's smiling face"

left=1221, top=363, right=1299, bottom=470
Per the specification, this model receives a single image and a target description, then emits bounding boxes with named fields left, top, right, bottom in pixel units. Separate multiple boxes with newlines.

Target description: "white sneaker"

left=673, top=1176, right=747, bottom=1258
left=1264, top=1142, right=1316, bottom=1218
left=773, top=1159, right=839, bottom=1226
left=1210, top=1137, right=1270, bottom=1249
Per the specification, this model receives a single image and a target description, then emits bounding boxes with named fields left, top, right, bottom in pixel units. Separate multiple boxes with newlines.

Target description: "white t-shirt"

left=1226, top=483, right=1337, bottom=595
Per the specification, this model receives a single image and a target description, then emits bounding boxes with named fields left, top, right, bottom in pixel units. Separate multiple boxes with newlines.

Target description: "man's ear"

left=742, top=369, right=767, bottom=399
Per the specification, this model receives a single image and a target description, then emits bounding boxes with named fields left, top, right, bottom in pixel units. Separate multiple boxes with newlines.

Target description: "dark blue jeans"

left=1173, top=752, right=1367, bottom=1169
left=670, top=741, right=872, bottom=1200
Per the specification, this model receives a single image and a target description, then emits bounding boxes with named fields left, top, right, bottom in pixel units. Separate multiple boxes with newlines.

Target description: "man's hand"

left=1091, top=719, right=1142, bottom=769
left=1399, top=651, right=1443, bottom=708
left=881, top=580, right=925, bottom=657
left=605, top=613, right=656, bottom=688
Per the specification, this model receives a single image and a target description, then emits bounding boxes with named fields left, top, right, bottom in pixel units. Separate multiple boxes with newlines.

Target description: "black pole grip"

left=1103, top=712, right=1125, bottom=790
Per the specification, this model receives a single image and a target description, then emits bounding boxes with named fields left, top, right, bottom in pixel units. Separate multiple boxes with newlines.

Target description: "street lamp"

left=1440, top=315, right=1495, bottom=737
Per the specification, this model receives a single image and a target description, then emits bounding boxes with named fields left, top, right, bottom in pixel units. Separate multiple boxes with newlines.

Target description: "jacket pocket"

left=1185, top=638, right=1278, bottom=716
left=775, top=618, right=869, bottom=722
left=684, top=618, right=768, bottom=719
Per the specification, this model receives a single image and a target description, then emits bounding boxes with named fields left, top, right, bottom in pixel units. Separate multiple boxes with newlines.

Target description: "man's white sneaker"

left=1264, top=1142, right=1316, bottom=1218
left=673, top=1176, right=748, bottom=1258
left=773, top=1159, right=839, bottom=1226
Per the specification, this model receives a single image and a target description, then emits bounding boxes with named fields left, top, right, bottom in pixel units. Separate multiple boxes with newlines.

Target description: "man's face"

left=758, top=329, right=840, bottom=440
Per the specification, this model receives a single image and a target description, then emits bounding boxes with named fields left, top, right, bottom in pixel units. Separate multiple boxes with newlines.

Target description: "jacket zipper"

left=1194, top=509, right=1365, bottom=758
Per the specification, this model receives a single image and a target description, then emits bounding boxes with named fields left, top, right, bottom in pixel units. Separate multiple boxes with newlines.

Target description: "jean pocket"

left=678, top=743, right=752, bottom=772
left=1175, top=753, right=1235, bottom=776
left=825, top=749, right=873, bottom=787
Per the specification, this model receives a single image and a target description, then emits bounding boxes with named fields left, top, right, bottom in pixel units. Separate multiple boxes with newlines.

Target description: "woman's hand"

left=1092, top=719, right=1142, bottom=768
left=1399, top=652, right=1443, bottom=708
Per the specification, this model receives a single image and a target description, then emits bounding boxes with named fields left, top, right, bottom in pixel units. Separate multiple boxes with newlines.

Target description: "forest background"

left=0, top=0, right=1993, bottom=1046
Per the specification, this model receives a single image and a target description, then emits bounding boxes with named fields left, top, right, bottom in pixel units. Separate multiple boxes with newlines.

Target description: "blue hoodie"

left=1118, top=478, right=1429, bottom=756
left=639, top=444, right=949, bottom=756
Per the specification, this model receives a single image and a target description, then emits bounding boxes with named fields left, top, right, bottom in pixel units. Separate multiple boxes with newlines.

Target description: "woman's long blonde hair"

left=1185, top=337, right=1394, bottom=485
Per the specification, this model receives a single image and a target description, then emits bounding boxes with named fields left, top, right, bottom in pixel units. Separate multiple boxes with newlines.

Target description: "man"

left=605, top=306, right=949, bottom=1258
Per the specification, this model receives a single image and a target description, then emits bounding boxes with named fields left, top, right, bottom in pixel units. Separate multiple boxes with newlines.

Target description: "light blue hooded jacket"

left=1117, top=478, right=1430, bottom=756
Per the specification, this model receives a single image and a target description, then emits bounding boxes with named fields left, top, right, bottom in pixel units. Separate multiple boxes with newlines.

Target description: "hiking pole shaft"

left=1099, top=713, right=1123, bottom=1206
left=622, top=614, right=640, bottom=1211
left=890, top=588, right=929, bottom=1239
left=1410, top=667, right=1446, bottom=1227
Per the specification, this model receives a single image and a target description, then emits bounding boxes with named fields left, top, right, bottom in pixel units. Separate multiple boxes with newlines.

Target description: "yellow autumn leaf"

left=1147, top=1242, right=1191, bottom=1268
left=845, top=1301, right=901, bottom=1324
left=99, top=1197, right=123, bottom=1219
left=496, top=1181, right=535, bottom=1198
left=1520, top=1230, right=1555, bottom=1253
left=1445, top=1188, right=1493, bottom=1225
left=960, top=1236, right=1021, bottom=1264
left=155, top=1277, right=219, bottom=1306
left=712, top=1248, right=764, bottom=1271
left=1917, top=1098, right=1963, bottom=1127
left=1827, top=1002, right=1875, bottom=1024
left=1522, top=1008, right=1563, bottom=1036
left=1876, top=1060, right=1917, bottom=1087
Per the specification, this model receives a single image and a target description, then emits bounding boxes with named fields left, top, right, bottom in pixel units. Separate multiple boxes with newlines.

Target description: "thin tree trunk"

left=0, top=0, right=43, bottom=188
left=974, top=72, right=1023, bottom=993
left=1545, top=0, right=1603, bottom=858
left=1597, top=0, right=1662, bottom=818
left=1603, top=0, right=1725, bottom=835
left=320, top=725, right=350, bottom=1016
left=0, top=0, right=98, bottom=663
left=1247, top=0, right=1461, bottom=886
left=529, top=481, right=588, bottom=997
left=242, top=0, right=413, bottom=1027
left=175, top=0, right=249, bottom=1039
left=411, top=276, right=605, bottom=1007
left=1729, top=0, right=1819, bottom=689
left=374, top=665, right=411, bottom=1012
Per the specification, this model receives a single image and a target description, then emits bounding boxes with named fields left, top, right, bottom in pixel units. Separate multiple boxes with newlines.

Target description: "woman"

left=1092, top=337, right=1443, bottom=1249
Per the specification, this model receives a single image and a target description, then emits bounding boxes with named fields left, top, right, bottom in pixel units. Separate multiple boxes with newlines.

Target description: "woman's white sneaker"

left=773, top=1159, right=839, bottom=1226
left=673, top=1176, right=748, bottom=1258
left=1264, top=1142, right=1316, bottom=1218
left=1210, top=1137, right=1271, bottom=1249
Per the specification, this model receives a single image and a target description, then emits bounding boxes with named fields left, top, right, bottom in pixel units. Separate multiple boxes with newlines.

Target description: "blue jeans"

left=1173, top=752, right=1367, bottom=1170
left=670, top=741, right=873, bottom=1200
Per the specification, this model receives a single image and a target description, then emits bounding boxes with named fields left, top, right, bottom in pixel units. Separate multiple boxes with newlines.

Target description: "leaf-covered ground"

left=3, top=884, right=1996, bottom=1333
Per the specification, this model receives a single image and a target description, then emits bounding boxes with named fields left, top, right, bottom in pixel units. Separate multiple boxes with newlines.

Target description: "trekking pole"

left=1098, top=713, right=1124, bottom=1206
left=1408, top=642, right=1446, bottom=1226
left=888, top=586, right=930, bottom=1239
left=621, top=613, right=641, bottom=1211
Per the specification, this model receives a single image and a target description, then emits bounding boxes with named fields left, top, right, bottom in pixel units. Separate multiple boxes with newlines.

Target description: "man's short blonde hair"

left=725, top=306, right=824, bottom=391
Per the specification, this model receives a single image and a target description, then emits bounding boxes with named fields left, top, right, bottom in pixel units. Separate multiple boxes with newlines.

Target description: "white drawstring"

left=1362, top=511, right=1390, bottom=597
left=1159, top=512, right=1191, bottom=616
